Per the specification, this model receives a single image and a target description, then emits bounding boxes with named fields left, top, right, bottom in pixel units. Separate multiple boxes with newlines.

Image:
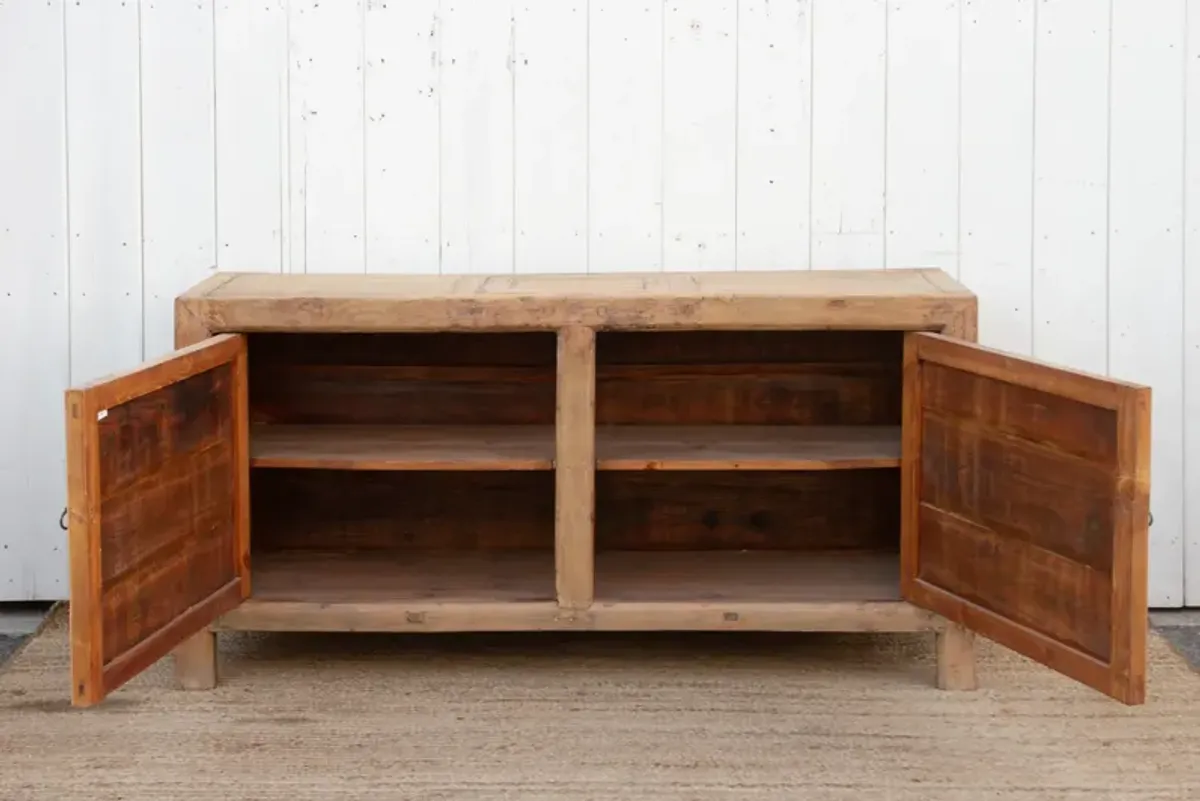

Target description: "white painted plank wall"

left=1187, top=0, right=1200, bottom=606
left=365, top=0, right=441, bottom=274
left=589, top=0, right=663, bottom=272
left=215, top=0, right=289, bottom=276
left=514, top=0, right=589, bottom=273
left=141, top=0, right=217, bottom=360
left=440, top=1, right=514, bottom=273
left=736, top=0, right=811, bottom=271
left=1108, top=0, right=1187, bottom=609
left=810, top=0, right=886, bottom=270
left=0, top=0, right=69, bottom=600
left=958, top=0, right=1034, bottom=355
left=1, top=0, right=1197, bottom=607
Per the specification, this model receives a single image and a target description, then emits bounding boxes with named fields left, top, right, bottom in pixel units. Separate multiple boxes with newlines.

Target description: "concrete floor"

left=3, top=605, right=1200, bottom=669
left=0, top=603, right=52, bottom=664
left=1148, top=609, right=1200, bottom=669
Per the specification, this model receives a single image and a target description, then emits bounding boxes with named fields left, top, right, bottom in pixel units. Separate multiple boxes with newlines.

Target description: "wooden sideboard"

left=62, top=269, right=1150, bottom=707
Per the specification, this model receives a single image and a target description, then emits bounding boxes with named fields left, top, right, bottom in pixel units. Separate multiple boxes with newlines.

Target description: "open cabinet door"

left=901, top=332, right=1150, bottom=704
left=65, top=334, right=249, bottom=707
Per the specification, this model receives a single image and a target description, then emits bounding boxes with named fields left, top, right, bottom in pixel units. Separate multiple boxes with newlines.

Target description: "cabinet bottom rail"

left=213, top=599, right=948, bottom=633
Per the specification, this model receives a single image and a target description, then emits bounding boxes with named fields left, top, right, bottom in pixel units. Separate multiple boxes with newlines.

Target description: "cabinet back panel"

left=250, top=469, right=554, bottom=552
left=596, top=331, right=903, bottom=424
left=247, top=333, right=557, bottom=425
left=596, top=469, right=900, bottom=551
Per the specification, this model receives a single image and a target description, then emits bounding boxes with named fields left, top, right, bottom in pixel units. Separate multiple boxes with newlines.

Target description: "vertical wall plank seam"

left=806, top=0, right=815, bottom=271
left=954, top=0, right=963, bottom=281
left=1029, top=0, right=1039, bottom=356
left=1180, top=0, right=1190, bottom=599
left=1103, top=0, right=1114, bottom=376
left=136, top=0, right=147, bottom=359
left=510, top=6, right=517, bottom=274
left=361, top=0, right=369, bottom=274
left=584, top=0, right=591, bottom=273
left=662, top=0, right=672, bottom=272
left=62, top=0, right=73, bottom=384
left=732, top=0, right=740, bottom=270
left=436, top=1, right=443, bottom=275
left=881, top=0, right=890, bottom=271
left=1181, top=0, right=1191, bottom=598
left=211, top=0, right=220, bottom=272
left=281, top=0, right=292, bottom=274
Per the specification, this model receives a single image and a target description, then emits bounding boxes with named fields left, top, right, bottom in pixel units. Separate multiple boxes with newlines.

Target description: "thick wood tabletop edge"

left=915, top=268, right=974, bottom=296
left=177, top=271, right=237, bottom=300
left=188, top=267, right=974, bottom=298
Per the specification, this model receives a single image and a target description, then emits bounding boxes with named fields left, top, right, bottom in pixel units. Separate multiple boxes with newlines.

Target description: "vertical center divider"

left=555, top=325, right=597, bottom=610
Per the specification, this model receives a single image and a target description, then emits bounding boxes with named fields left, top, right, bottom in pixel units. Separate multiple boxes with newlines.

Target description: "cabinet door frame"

left=901, top=332, right=1150, bottom=704
left=66, top=333, right=250, bottom=706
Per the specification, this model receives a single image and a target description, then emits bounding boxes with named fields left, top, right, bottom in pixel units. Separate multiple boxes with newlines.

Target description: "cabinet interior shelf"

left=248, top=549, right=901, bottom=605
left=250, top=424, right=901, bottom=472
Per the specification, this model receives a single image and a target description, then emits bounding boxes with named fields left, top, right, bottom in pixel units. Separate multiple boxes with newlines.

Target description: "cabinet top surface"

left=188, top=268, right=972, bottom=303
left=179, top=269, right=976, bottom=333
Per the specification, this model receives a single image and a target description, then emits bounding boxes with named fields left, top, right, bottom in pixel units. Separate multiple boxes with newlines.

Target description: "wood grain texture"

left=595, top=425, right=899, bottom=471
left=248, top=424, right=899, bottom=472
left=216, top=597, right=942, bottom=634
left=232, top=344, right=250, bottom=593
left=596, top=470, right=899, bottom=551
left=920, top=412, right=1115, bottom=571
left=97, top=363, right=237, bottom=665
left=80, top=333, right=243, bottom=412
left=251, top=551, right=556, bottom=604
left=182, top=269, right=975, bottom=333
left=594, top=550, right=901, bottom=603
left=103, top=579, right=239, bottom=697
left=1111, top=388, right=1151, bottom=703
left=913, top=332, right=1137, bottom=411
left=174, top=288, right=218, bottom=349
left=935, top=623, right=978, bottom=691
left=250, top=470, right=555, bottom=551
left=173, top=629, right=217, bottom=690
left=918, top=505, right=1112, bottom=660
left=251, top=425, right=556, bottom=471
left=596, top=331, right=903, bottom=426
left=65, top=389, right=102, bottom=706
left=64, top=335, right=248, bottom=707
left=244, top=550, right=899, bottom=606
left=902, top=331, right=1151, bottom=704
left=247, top=333, right=556, bottom=426
left=556, top=326, right=596, bottom=610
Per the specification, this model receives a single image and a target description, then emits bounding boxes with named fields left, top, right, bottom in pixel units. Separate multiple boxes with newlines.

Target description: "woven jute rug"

left=1, top=605, right=1198, bottom=800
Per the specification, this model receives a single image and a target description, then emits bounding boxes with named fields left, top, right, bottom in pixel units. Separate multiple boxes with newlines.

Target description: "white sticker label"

left=96, top=409, right=108, bottom=421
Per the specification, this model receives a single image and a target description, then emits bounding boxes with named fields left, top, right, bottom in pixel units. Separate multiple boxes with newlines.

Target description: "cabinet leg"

left=936, top=623, right=977, bottom=691
left=173, top=630, right=218, bottom=690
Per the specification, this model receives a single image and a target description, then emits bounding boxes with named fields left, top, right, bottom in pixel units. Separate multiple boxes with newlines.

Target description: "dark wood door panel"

left=901, top=332, right=1150, bottom=704
left=66, top=334, right=249, bottom=706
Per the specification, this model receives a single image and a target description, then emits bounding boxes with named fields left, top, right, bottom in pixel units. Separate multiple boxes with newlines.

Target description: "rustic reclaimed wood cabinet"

left=63, top=269, right=1150, bottom=707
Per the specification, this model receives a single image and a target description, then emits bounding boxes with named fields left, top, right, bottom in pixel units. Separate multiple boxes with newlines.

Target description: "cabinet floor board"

left=248, top=549, right=900, bottom=605
left=596, top=550, right=901, bottom=603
